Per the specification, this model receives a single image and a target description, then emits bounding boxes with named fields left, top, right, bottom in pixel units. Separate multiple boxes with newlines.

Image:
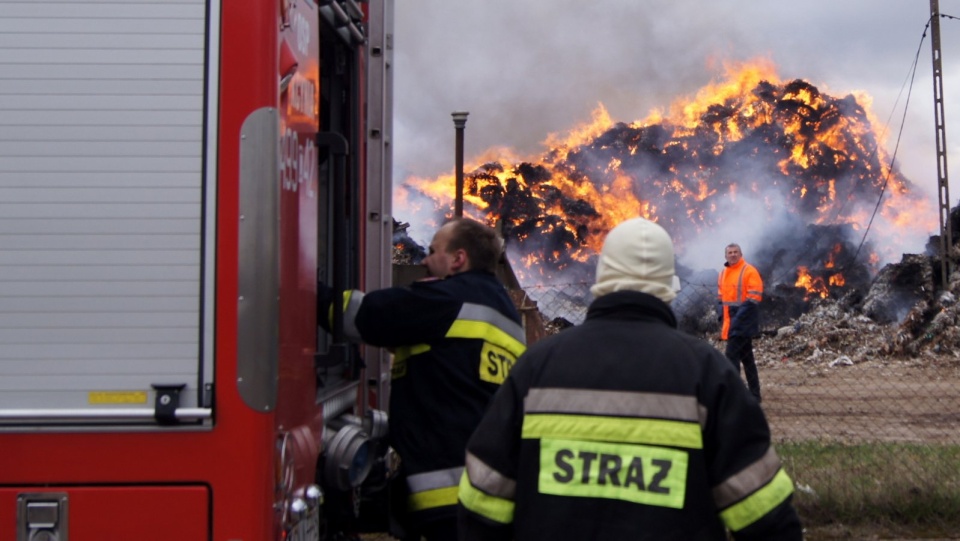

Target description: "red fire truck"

left=0, top=0, right=394, bottom=539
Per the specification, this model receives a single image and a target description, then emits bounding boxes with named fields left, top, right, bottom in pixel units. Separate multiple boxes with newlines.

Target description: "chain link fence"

left=519, top=277, right=960, bottom=530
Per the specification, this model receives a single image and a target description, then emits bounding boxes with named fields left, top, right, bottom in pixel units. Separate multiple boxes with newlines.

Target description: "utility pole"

left=930, top=0, right=953, bottom=286
left=452, top=111, right=469, bottom=217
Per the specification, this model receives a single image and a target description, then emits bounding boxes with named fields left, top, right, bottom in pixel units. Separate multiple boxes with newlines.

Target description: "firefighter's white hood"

left=590, top=217, right=679, bottom=304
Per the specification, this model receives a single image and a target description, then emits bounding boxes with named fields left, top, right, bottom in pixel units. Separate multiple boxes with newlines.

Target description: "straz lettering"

left=539, top=438, right=688, bottom=509
left=479, top=342, right=516, bottom=384
left=288, top=77, right=317, bottom=121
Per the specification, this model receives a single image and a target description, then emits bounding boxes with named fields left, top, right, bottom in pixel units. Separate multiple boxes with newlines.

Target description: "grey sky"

left=392, top=1, right=960, bottom=254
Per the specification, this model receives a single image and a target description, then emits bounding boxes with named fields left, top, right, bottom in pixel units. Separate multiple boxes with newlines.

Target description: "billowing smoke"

left=399, top=66, right=937, bottom=302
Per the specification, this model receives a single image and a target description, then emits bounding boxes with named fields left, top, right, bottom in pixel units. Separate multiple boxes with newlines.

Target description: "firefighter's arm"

left=458, top=376, right=525, bottom=540
left=318, top=282, right=458, bottom=347
left=317, top=281, right=367, bottom=343
left=704, top=355, right=802, bottom=540
left=354, top=285, right=461, bottom=347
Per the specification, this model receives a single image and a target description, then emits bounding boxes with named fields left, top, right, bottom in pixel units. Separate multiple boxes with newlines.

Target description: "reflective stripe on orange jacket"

left=718, top=259, right=763, bottom=339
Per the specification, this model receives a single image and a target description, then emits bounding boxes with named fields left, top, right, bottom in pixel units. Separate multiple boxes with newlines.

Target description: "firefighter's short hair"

left=445, top=217, right=503, bottom=274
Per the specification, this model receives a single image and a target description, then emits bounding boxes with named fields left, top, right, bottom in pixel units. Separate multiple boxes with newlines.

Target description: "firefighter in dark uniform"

left=458, top=218, right=802, bottom=540
left=320, top=217, right=526, bottom=541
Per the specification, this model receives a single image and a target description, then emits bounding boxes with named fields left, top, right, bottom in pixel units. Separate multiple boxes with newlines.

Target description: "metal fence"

left=521, top=279, right=960, bottom=528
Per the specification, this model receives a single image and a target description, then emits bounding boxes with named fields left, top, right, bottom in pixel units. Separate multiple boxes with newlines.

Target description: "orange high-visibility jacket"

left=718, top=258, right=763, bottom=340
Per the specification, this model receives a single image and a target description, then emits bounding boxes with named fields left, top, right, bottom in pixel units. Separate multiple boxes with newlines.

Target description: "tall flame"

left=399, top=60, right=936, bottom=290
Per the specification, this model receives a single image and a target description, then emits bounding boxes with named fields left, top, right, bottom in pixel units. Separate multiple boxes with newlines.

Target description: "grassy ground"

left=779, top=441, right=960, bottom=539
left=357, top=442, right=960, bottom=540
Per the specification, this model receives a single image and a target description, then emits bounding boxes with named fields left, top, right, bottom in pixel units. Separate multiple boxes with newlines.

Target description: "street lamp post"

left=452, top=111, right=469, bottom=217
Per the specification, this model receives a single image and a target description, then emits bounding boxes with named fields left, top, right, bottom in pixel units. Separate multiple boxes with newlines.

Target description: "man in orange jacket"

left=718, top=243, right=764, bottom=402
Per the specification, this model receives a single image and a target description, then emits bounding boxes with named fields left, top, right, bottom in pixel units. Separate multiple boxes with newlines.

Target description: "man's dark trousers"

left=726, top=335, right=761, bottom=402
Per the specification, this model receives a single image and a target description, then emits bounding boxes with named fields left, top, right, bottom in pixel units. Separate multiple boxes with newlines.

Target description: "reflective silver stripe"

left=342, top=290, right=364, bottom=342
left=457, top=303, right=526, bottom=345
left=719, top=265, right=747, bottom=305
left=407, top=466, right=464, bottom=493
left=736, top=266, right=747, bottom=302
left=713, top=447, right=783, bottom=508
left=525, top=388, right=707, bottom=428
left=465, top=451, right=516, bottom=499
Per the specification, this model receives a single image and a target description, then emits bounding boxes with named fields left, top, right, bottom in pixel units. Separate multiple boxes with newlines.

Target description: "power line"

left=850, top=18, right=930, bottom=265
left=749, top=18, right=935, bottom=293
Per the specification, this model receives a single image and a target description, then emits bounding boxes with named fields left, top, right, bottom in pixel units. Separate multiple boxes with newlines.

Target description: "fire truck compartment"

left=0, top=0, right=215, bottom=427
left=1, top=485, right=209, bottom=540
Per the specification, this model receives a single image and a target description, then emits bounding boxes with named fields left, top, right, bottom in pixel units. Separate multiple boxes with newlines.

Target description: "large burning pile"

left=399, top=61, right=939, bottom=325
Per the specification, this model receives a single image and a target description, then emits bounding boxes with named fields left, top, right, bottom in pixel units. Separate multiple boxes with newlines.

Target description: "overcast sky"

left=392, top=1, right=960, bottom=250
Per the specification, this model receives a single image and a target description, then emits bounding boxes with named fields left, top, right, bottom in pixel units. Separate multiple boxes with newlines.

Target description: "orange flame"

left=399, top=59, right=936, bottom=288
left=795, top=266, right=830, bottom=300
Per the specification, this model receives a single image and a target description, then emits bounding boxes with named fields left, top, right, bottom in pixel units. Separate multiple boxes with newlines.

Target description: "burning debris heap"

left=400, top=62, right=960, bottom=363
left=392, top=219, right=426, bottom=265
left=418, top=65, right=933, bottom=294
left=755, top=249, right=960, bottom=368
left=669, top=216, right=960, bottom=363
left=392, top=215, right=960, bottom=363
left=750, top=208, right=960, bottom=365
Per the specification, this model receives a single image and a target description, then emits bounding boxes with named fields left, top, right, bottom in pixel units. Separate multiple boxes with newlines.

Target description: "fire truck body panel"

left=0, top=0, right=213, bottom=422
left=0, top=486, right=211, bottom=540
left=0, top=0, right=392, bottom=539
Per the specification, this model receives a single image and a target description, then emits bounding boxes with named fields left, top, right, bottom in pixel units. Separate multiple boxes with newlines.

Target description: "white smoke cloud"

left=394, top=0, right=960, bottom=255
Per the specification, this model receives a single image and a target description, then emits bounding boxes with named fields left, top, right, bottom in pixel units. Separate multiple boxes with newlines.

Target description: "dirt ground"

left=725, top=335, right=960, bottom=540
left=748, top=342, right=960, bottom=445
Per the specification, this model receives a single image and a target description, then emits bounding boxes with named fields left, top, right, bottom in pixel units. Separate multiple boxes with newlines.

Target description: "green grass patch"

left=777, top=441, right=960, bottom=537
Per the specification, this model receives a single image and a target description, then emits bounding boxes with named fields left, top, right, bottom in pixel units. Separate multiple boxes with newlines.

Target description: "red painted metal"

left=0, top=0, right=384, bottom=538
left=0, top=1, right=311, bottom=539
left=275, top=0, right=325, bottom=521
left=0, top=486, right=209, bottom=540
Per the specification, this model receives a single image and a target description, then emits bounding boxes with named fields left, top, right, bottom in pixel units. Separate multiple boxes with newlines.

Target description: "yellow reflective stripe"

left=393, top=343, right=430, bottom=362
left=327, top=290, right=364, bottom=342
left=713, top=447, right=782, bottom=508
left=408, top=486, right=459, bottom=512
left=391, top=357, right=407, bottom=379
left=446, top=319, right=526, bottom=358
left=522, top=414, right=703, bottom=449
left=525, top=388, right=706, bottom=428
left=456, top=303, right=527, bottom=344
left=392, top=344, right=430, bottom=379
left=720, top=468, right=795, bottom=531
left=407, top=466, right=463, bottom=511
left=458, top=470, right=516, bottom=524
